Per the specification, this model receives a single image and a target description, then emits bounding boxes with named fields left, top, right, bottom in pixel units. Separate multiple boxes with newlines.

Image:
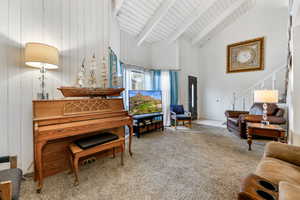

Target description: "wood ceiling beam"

left=168, top=0, right=218, bottom=44
left=136, top=0, right=177, bottom=46
left=192, top=0, right=248, bottom=46
left=114, top=0, right=126, bottom=17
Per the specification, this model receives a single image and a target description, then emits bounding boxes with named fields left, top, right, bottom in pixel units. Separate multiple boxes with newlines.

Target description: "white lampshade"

left=25, top=42, right=59, bottom=69
left=254, top=90, right=279, bottom=103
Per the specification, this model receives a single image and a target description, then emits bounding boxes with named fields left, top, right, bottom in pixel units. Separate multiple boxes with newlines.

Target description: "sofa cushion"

left=279, top=181, right=300, bottom=200
left=255, top=157, right=300, bottom=186
left=228, top=117, right=239, bottom=126
left=176, top=114, right=191, bottom=120
left=0, top=168, right=22, bottom=200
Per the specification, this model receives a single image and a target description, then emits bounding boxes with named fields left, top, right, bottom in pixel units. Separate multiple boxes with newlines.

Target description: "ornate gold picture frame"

left=227, top=37, right=264, bottom=73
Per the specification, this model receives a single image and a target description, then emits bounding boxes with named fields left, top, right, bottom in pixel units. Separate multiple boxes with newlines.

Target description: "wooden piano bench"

left=68, top=132, right=125, bottom=186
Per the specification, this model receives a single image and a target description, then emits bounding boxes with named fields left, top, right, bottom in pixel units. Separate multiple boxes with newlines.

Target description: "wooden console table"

left=247, top=123, right=286, bottom=151
left=133, top=113, right=164, bottom=138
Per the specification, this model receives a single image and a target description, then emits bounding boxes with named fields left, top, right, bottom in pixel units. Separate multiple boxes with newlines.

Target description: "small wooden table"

left=247, top=123, right=286, bottom=151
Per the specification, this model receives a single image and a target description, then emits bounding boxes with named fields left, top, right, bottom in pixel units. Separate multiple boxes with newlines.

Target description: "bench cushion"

left=0, top=168, right=22, bottom=200
left=75, top=132, right=119, bottom=150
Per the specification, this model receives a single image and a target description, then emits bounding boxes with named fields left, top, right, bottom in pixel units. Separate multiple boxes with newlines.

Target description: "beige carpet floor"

left=20, top=125, right=266, bottom=200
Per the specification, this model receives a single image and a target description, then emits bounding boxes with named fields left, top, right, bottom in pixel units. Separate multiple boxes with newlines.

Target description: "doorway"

left=188, top=76, right=198, bottom=120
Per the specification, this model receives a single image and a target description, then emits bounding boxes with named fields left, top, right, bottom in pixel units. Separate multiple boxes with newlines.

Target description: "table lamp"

left=25, top=43, right=59, bottom=99
left=254, top=90, right=279, bottom=125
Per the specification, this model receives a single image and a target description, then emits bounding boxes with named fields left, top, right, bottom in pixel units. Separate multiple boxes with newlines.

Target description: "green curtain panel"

left=109, top=47, right=123, bottom=88
left=152, top=70, right=161, bottom=90
left=169, top=71, right=178, bottom=105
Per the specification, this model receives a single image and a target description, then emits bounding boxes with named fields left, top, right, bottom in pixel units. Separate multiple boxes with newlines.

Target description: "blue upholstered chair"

left=170, top=105, right=192, bottom=128
left=0, top=156, right=22, bottom=200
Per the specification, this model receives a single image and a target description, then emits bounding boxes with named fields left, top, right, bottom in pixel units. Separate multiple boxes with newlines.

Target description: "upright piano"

left=32, top=88, right=133, bottom=192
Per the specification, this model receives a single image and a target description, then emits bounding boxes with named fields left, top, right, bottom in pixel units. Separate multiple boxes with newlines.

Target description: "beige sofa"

left=255, top=142, right=300, bottom=200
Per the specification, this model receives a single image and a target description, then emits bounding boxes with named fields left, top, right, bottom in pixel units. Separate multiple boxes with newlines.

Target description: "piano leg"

left=35, top=141, right=46, bottom=193
left=73, top=157, right=80, bottom=186
left=121, top=143, right=124, bottom=166
left=128, top=125, right=133, bottom=156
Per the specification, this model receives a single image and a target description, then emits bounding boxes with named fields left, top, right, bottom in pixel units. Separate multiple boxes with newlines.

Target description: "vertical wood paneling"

left=20, top=0, right=35, bottom=171
left=0, top=0, right=9, bottom=156
left=61, top=0, right=71, bottom=86
left=70, top=0, right=79, bottom=86
left=0, top=0, right=112, bottom=173
left=8, top=0, right=22, bottom=167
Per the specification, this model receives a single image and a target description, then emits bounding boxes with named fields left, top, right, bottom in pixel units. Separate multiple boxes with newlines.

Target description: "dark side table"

left=247, top=123, right=286, bottom=151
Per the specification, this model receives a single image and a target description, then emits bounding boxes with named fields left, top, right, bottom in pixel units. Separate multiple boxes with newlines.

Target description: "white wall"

left=178, top=37, right=201, bottom=117
left=290, top=0, right=300, bottom=146
left=0, top=0, right=114, bottom=172
left=120, top=31, right=152, bottom=68
left=198, top=0, right=288, bottom=121
left=151, top=41, right=180, bottom=70
left=110, top=8, right=121, bottom=58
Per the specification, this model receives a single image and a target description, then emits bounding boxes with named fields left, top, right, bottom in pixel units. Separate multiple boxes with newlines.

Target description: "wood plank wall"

left=0, top=0, right=112, bottom=173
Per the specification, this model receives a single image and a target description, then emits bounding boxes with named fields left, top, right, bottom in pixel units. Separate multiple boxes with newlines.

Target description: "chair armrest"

left=0, top=156, right=17, bottom=169
left=170, top=112, right=177, bottom=120
left=184, top=111, right=191, bottom=117
left=225, top=110, right=249, bottom=118
left=264, top=142, right=300, bottom=166
left=170, top=111, right=176, bottom=116
left=0, top=181, right=12, bottom=200
left=0, top=156, right=10, bottom=164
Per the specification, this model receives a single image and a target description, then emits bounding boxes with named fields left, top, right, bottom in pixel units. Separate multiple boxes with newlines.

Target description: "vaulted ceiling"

left=114, top=0, right=256, bottom=46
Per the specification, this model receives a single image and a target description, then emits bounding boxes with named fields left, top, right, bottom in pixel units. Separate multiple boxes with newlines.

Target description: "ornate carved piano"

left=32, top=88, right=133, bottom=192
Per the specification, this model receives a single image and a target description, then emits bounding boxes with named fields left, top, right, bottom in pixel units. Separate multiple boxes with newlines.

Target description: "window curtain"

left=152, top=70, right=161, bottom=90
left=169, top=71, right=179, bottom=105
left=161, top=71, right=171, bottom=126
left=122, top=66, right=177, bottom=127
left=109, top=47, right=123, bottom=88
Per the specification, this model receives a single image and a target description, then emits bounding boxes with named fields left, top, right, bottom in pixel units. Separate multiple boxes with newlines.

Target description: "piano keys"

left=32, top=90, right=133, bottom=192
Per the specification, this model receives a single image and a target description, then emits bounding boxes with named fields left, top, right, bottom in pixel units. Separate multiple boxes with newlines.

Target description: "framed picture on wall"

left=227, top=37, right=264, bottom=73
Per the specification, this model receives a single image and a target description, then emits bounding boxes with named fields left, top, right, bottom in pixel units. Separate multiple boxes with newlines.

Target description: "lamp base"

left=37, top=92, right=49, bottom=100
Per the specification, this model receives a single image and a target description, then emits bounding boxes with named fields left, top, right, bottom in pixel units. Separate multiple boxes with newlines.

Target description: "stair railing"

left=232, top=65, right=287, bottom=111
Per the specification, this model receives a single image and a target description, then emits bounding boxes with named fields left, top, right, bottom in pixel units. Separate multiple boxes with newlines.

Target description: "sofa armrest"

left=240, top=115, right=262, bottom=123
left=264, top=142, right=300, bottom=167
left=225, top=110, right=249, bottom=118
left=240, top=115, right=286, bottom=125
left=267, top=116, right=286, bottom=124
left=0, top=181, right=12, bottom=200
left=279, top=181, right=300, bottom=200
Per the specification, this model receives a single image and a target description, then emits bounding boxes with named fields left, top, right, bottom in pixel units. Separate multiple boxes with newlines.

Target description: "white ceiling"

left=115, top=0, right=256, bottom=46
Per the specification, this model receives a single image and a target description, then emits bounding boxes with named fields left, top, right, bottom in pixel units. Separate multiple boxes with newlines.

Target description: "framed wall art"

left=227, top=37, right=264, bottom=73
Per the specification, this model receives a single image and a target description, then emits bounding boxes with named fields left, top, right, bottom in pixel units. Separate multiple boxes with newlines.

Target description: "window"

left=130, top=70, right=145, bottom=90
